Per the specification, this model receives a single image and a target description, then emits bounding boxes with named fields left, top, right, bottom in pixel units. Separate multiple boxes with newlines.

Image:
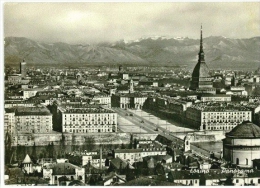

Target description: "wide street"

left=114, top=108, right=223, bottom=161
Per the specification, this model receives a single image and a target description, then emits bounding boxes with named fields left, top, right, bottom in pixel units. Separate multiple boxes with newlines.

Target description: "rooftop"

left=189, top=102, right=251, bottom=112
left=52, top=163, right=81, bottom=175
left=226, top=121, right=260, bottom=138
left=15, top=107, right=52, bottom=116
left=22, top=154, right=33, bottom=164
left=63, top=107, right=115, bottom=114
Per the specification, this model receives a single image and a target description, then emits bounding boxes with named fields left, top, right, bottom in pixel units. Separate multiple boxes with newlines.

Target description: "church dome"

left=226, top=121, right=260, bottom=138
left=192, top=61, right=210, bottom=78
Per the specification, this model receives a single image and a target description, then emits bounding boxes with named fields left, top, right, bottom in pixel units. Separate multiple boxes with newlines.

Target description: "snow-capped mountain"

left=4, top=36, right=260, bottom=70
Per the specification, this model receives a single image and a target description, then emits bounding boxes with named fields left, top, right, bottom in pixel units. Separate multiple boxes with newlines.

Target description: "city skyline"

left=4, top=2, right=260, bottom=44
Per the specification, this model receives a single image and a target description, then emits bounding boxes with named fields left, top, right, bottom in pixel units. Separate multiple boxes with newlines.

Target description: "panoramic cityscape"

left=2, top=2, right=260, bottom=186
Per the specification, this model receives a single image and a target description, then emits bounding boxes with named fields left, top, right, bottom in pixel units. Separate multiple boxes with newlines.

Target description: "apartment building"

left=186, top=103, right=252, bottom=130
left=60, top=105, right=117, bottom=133
left=15, top=107, right=53, bottom=134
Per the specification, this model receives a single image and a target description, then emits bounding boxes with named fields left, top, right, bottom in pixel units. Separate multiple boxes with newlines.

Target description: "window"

left=236, top=179, right=239, bottom=183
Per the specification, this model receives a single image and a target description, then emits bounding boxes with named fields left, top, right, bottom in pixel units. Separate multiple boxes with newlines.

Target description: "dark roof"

left=143, top=155, right=172, bottom=163
left=192, top=61, right=210, bottom=78
left=110, top=157, right=128, bottom=169
left=15, top=107, right=52, bottom=116
left=168, top=170, right=200, bottom=179
left=203, top=169, right=229, bottom=179
left=5, top=108, right=16, bottom=113
left=247, top=170, right=260, bottom=178
left=114, top=149, right=143, bottom=153
left=84, top=163, right=103, bottom=174
left=120, top=177, right=182, bottom=186
left=52, top=163, right=80, bottom=175
left=226, top=121, right=260, bottom=138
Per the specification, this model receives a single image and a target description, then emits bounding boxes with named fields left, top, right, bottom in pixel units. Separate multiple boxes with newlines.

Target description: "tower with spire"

left=190, top=25, right=216, bottom=94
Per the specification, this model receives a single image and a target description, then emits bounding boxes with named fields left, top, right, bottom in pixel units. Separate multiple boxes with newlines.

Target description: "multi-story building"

left=22, top=88, right=39, bottom=99
left=7, top=74, right=22, bottom=84
left=5, top=100, right=35, bottom=108
left=186, top=102, right=252, bottom=130
left=4, top=108, right=15, bottom=134
left=199, top=94, right=231, bottom=102
left=91, top=93, right=111, bottom=108
left=168, top=99, right=193, bottom=115
left=59, top=105, right=117, bottom=133
left=111, top=93, right=148, bottom=109
left=15, top=107, right=53, bottom=134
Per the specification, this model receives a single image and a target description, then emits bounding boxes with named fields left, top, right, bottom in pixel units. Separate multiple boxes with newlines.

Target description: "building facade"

left=15, top=107, right=53, bottom=134
left=223, top=121, right=260, bottom=167
left=113, top=147, right=167, bottom=164
left=186, top=103, right=252, bottom=130
left=60, top=106, right=117, bottom=133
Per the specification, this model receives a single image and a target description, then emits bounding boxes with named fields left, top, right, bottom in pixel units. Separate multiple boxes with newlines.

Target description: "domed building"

left=190, top=26, right=216, bottom=94
left=222, top=121, right=260, bottom=167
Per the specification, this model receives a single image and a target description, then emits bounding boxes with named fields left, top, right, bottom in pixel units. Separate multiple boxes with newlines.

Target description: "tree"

left=133, top=139, right=138, bottom=149
left=154, top=163, right=165, bottom=178
left=121, top=143, right=126, bottom=149
left=84, top=136, right=95, bottom=151
left=71, top=134, right=76, bottom=152
left=128, top=134, right=133, bottom=149
left=5, top=132, right=12, bottom=164
left=59, top=133, right=66, bottom=157
left=126, top=163, right=135, bottom=181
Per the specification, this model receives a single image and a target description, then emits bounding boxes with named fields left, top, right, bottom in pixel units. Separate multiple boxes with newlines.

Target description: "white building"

left=60, top=106, right=117, bottom=133
left=223, top=121, right=260, bottom=168
left=114, top=147, right=167, bottom=164
left=43, top=162, right=85, bottom=185
left=186, top=103, right=252, bottom=131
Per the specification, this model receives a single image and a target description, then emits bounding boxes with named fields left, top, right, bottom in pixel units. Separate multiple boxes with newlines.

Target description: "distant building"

left=111, top=93, right=148, bottom=109
left=20, top=59, right=27, bottom=78
left=190, top=26, right=215, bottom=94
left=223, top=121, right=260, bottom=167
left=7, top=74, right=21, bottom=84
left=113, top=147, right=167, bottom=164
left=199, top=94, right=231, bottom=102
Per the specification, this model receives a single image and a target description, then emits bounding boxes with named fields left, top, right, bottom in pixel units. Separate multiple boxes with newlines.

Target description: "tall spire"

left=198, top=24, right=205, bottom=62
left=200, top=24, right=204, bottom=53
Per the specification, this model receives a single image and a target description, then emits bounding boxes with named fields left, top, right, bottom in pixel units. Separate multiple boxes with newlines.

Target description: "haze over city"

left=4, top=2, right=260, bottom=44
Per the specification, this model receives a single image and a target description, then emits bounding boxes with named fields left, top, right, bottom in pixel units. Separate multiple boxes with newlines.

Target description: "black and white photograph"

left=2, top=1, right=260, bottom=186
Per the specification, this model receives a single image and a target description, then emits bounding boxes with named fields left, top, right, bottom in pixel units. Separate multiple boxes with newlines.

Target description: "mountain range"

left=4, top=36, right=260, bottom=70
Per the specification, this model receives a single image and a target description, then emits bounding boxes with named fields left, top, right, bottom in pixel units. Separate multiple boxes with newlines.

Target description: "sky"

left=3, top=2, right=260, bottom=44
